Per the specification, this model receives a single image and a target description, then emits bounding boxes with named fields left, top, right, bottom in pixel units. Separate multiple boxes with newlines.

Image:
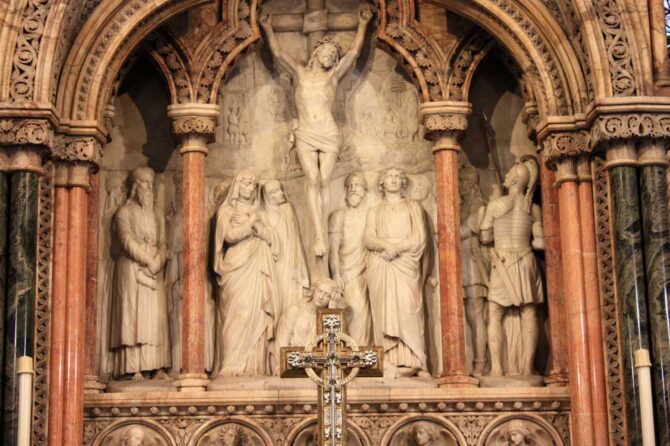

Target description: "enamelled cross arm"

left=280, top=309, right=383, bottom=446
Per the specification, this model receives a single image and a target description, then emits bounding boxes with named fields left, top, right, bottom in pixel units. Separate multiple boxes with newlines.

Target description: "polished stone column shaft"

left=62, top=183, right=89, bottom=445
left=576, top=158, right=609, bottom=445
left=554, top=159, right=596, bottom=445
left=47, top=181, right=69, bottom=446
left=606, top=142, right=650, bottom=446
left=0, top=173, right=8, bottom=417
left=638, top=141, right=670, bottom=445
left=2, top=171, right=38, bottom=445
left=538, top=160, right=568, bottom=386
left=168, top=104, right=218, bottom=391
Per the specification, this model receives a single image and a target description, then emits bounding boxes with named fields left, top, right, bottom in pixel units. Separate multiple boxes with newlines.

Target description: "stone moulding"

left=52, top=136, right=103, bottom=167
left=83, top=388, right=571, bottom=446
left=0, top=118, right=54, bottom=147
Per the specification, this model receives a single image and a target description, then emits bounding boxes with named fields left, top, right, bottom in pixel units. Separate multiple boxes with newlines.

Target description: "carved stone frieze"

left=52, top=136, right=103, bottom=166
left=590, top=113, right=670, bottom=148
left=83, top=392, right=571, bottom=446
left=33, top=160, right=53, bottom=446
left=541, top=130, right=591, bottom=164
left=170, top=116, right=218, bottom=139
left=10, top=0, right=53, bottom=102
left=0, top=119, right=53, bottom=147
left=418, top=101, right=471, bottom=147
left=593, top=0, right=637, bottom=96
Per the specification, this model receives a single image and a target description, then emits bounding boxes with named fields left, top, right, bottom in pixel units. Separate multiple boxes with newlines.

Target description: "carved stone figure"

left=195, top=423, right=264, bottom=446
left=120, top=425, right=146, bottom=446
left=390, top=421, right=458, bottom=446
left=503, top=420, right=531, bottom=446
left=260, top=6, right=374, bottom=256
left=166, top=171, right=183, bottom=377
left=261, top=179, right=310, bottom=316
left=480, top=158, right=544, bottom=377
left=110, top=167, right=171, bottom=379
left=98, top=173, right=127, bottom=377
left=459, top=166, right=489, bottom=376
left=275, top=278, right=342, bottom=348
left=213, top=170, right=278, bottom=377
left=484, top=419, right=556, bottom=446
left=364, top=167, right=430, bottom=378
left=293, top=424, right=363, bottom=446
left=328, top=172, right=372, bottom=345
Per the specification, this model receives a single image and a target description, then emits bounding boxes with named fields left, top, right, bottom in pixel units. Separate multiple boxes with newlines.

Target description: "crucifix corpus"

left=280, top=309, right=383, bottom=446
left=260, top=2, right=374, bottom=257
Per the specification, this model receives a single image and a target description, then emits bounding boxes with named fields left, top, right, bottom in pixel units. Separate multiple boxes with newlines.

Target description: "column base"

left=544, top=371, right=569, bottom=387
left=83, top=375, right=106, bottom=394
left=175, top=373, right=210, bottom=392
left=437, top=373, right=479, bottom=388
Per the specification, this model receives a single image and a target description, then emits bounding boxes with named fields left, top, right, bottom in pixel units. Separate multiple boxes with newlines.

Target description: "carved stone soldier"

left=480, top=157, right=544, bottom=377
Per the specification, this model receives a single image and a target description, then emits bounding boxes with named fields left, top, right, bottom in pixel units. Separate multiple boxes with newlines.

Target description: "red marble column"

left=62, top=172, right=90, bottom=446
left=47, top=178, right=69, bottom=446
left=420, top=102, right=477, bottom=387
left=554, top=159, right=596, bottom=445
left=539, top=160, right=568, bottom=386
left=168, top=104, right=218, bottom=391
left=577, top=158, right=609, bottom=445
left=84, top=173, right=105, bottom=393
left=181, top=150, right=207, bottom=380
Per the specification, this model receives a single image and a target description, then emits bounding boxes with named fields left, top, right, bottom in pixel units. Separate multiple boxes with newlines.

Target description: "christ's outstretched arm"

left=260, top=14, right=300, bottom=77
left=334, top=6, right=373, bottom=81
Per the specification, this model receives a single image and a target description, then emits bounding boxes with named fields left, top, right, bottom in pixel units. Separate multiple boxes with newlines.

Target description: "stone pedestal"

left=168, top=104, right=219, bottom=391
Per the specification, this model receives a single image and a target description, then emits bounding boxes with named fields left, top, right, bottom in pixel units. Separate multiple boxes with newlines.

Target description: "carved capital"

left=52, top=136, right=103, bottom=167
left=168, top=104, right=220, bottom=154
left=419, top=101, right=471, bottom=148
left=0, top=118, right=54, bottom=148
left=590, top=113, right=670, bottom=149
left=541, top=131, right=591, bottom=164
left=0, top=146, right=45, bottom=174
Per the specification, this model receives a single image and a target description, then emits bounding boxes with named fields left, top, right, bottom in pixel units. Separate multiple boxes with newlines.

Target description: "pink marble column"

left=420, top=102, right=477, bottom=387
left=168, top=104, right=219, bottom=391
left=554, top=158, right=596, bottom=445
left=539, top=160, right=568, bottom=386
left=47, top=169, right=69, bottom=446
left=577, top=158, right=609, bottom=445
left=62, top=170, right=90, bottom=446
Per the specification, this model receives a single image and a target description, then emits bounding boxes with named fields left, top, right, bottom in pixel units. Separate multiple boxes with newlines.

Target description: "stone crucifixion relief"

left=260, top=4, right=374, bottom=257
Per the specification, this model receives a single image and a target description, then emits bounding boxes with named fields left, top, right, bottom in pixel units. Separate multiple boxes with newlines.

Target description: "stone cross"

left=267, top=0, right=360, bottom=54
left=280, top=309, right=383, bottom=446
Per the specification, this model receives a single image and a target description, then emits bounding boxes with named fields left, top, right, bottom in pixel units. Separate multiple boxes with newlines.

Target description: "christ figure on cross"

left=260, top=6, right=374, bottom=257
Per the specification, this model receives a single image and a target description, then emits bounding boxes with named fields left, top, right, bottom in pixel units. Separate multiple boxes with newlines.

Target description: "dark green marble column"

left=0, top=173, right=8, bottom=428
left=638, top=142, right=670, bottom=445
left=608, top=155, right=650, bottom=446
left=2, top=171, right=38, bottom=446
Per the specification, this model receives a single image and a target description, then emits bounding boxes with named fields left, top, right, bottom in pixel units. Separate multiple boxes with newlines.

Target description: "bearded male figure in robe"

left=110, top=167, right=171, bottom=379
left=328, top=172, right=372, bottom=345
left=480, top=158, right=544, bottom=377
left=364, top=167, right=430, bottom=378
left=273, top=278, right=342, bottom=372
left=213, top=170, right=278, bottom=377
left=260, top=6, right=374, bottom=256
left=97, top=173, right=127, bottom=377
left=459, top=166, right=489, bottom=376
left=261, top=179, right=310, bottom=317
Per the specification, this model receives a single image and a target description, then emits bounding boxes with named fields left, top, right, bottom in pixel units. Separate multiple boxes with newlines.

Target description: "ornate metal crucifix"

left=280, top=309, right=383, bottom=446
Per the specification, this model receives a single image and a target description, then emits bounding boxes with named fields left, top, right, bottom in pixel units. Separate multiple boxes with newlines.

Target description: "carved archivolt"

left=147, top=30, right=194, bottom=104
left=445, top=30, right=494, bottom=102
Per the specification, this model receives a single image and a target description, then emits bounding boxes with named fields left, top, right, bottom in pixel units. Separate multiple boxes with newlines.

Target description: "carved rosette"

left=418, top=101, right=471, bottom=151
left=167, top=104, right=220, bottom=155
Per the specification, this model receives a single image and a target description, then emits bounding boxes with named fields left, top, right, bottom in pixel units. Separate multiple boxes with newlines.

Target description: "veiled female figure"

left=213, top=170, right=278, bottom=377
